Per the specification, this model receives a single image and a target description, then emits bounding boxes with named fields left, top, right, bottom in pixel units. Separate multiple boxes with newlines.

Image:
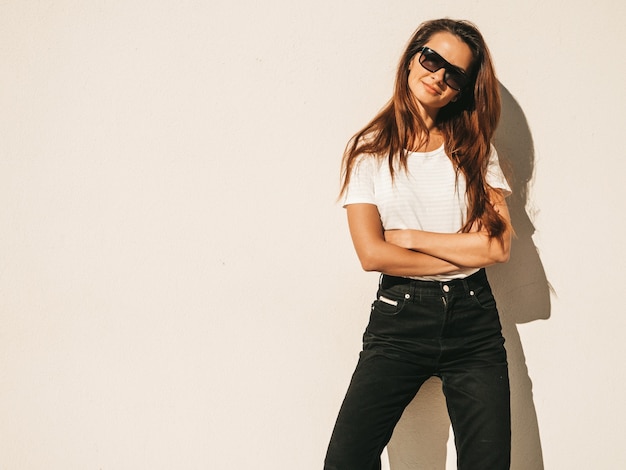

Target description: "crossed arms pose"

left=347, top=188, right=511, bottom=277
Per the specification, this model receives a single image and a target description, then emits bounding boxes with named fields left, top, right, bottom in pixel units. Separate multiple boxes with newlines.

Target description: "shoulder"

left=485, top=144, right=512, bottom=196
left=352, top=151, right=384, bottom=173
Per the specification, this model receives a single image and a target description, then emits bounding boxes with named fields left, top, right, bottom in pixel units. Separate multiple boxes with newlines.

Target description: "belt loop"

left=461, top=278, right=470, bottom=295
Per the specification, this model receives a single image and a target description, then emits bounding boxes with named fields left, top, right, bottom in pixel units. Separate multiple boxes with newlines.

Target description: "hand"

left=384, top=229, right=415, bottom=250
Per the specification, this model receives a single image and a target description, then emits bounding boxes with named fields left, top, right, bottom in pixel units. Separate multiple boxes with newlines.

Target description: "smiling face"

left=407, top=32, right=474, bottom=116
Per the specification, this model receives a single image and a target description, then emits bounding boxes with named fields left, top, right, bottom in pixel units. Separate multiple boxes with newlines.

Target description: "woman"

left=324, top=19, right=512, bottom=470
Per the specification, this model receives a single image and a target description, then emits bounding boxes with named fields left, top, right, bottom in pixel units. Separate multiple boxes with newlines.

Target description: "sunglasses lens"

left=418, top=48, right=468, bottom=91
left=419, top=50, right=444, bottom=73
left=445, top=72, right=467, bottom=91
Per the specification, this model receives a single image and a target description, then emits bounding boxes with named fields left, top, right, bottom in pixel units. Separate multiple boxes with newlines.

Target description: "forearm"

left=346, top=204, right=463, bottom=277
left=391, top=229, right=510, bottom=267
left=356, top=238, right=462, bottom=277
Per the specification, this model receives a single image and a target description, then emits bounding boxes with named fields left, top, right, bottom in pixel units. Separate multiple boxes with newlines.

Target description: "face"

left=408, top=32, right=473, bottom=114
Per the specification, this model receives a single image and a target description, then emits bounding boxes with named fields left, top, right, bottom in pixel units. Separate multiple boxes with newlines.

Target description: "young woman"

left=324, top=19, right=512, bottom=470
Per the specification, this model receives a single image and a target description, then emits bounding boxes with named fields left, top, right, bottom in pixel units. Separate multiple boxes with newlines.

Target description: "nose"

left=431, top=67, right=446, bottom=85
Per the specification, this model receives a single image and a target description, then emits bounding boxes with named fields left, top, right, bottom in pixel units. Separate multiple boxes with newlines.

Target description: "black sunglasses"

left=418, top=46, right=470, bottom=91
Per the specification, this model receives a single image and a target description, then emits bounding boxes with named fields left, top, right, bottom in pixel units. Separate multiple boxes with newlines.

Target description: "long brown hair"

left=340, top=19, right=509, bottom=242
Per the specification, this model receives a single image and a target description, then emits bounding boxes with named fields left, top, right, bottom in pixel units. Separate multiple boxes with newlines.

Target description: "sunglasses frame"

left=417, top=46, right=470, bottom=91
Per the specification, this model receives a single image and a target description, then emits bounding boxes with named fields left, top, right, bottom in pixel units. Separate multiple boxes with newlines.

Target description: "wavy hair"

left=340, top=19, right=508, bottom=242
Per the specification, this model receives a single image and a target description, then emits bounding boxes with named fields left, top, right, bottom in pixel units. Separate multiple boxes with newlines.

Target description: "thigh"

left=324, top=351, right=429, bottom=470
left=442, top=363, right=511, bottom=470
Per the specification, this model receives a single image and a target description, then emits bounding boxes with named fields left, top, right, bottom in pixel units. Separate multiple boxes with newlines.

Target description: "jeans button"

left=443, top=285, right=450, bottom=293
left=404, top=293, right=411, bottom=299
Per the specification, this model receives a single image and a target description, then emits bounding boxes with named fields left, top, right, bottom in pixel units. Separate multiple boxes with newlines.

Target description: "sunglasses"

left=417, top=46, right=470, bottom=91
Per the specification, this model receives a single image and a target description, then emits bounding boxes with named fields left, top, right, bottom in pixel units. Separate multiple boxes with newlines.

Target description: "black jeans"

left=324, top=269, right=510, bottom=470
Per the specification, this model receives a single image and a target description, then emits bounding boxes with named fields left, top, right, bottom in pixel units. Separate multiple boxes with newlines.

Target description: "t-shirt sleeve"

left=486, top=145, right=512, bottom=197
left=343, top=156, right=377, bottom=207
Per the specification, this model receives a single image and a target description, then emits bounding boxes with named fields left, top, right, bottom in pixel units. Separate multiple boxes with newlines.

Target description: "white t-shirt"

left=343, top=144, right=511, bottom=281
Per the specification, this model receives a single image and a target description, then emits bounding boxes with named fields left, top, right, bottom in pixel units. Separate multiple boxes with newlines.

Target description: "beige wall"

left=1, top=1, right=625, bottom=469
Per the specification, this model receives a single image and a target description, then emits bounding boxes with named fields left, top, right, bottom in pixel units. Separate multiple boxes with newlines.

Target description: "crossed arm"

left=346, top=188, right=512, bottom=277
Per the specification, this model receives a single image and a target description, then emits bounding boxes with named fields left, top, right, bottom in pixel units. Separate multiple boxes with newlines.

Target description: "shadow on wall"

left=386, top=84, right=551, bottom=470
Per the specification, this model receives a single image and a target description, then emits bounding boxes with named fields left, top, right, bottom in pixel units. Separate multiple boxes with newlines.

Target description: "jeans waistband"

left=380, top=268, right=488, bottom=295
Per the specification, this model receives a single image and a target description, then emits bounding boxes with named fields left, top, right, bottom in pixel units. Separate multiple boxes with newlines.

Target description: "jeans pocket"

left=371, top=294, right=406, bottom=316
left=469, top=285, right=497, bottom=311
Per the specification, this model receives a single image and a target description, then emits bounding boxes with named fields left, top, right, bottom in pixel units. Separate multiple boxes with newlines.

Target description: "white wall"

left=1, top=1, right=624, bottom=469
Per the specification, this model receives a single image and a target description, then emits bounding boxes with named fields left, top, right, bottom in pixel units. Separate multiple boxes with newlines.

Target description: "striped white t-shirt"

left=343, top=144, right=511, bottom=280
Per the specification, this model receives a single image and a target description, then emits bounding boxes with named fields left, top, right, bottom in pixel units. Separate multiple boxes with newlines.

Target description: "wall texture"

left=1, top=1, right=625, bottom=469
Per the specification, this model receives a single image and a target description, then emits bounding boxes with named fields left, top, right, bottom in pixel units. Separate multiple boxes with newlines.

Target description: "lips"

left=421, top=81, right=441, bottom=95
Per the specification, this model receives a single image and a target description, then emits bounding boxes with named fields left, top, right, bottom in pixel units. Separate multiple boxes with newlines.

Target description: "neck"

left=415, top=101, right=439, bottom=130
left=406, top=101, right=442, bottom=151
left=407, top=126, right=444, bottom=152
